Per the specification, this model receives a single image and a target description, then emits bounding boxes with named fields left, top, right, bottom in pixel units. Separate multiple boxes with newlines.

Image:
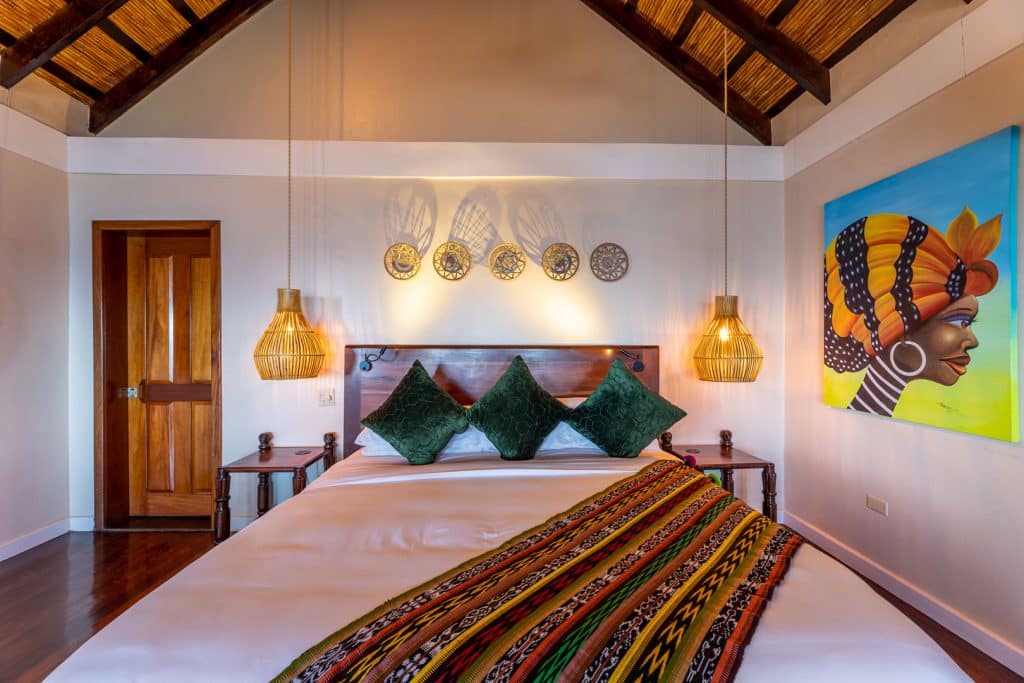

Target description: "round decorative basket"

left=590, top=242, right=629, bottom=282
left=433, top=241, right=471, bottom=281
left=541, top=243, right=579, bottom=281
left=488, top=243, right=526, bottom=280
left=384, top=242, right=421, bottom=280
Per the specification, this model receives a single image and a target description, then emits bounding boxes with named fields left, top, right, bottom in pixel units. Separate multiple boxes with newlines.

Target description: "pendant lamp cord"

left=960, top=18, right=967, bottom=80
left=287, top=0, right=293, bottom=289
left=722, top=27, right=729, bottom=297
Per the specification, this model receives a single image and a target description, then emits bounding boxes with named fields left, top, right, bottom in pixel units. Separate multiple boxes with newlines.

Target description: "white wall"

left=771, top=0, right=983, bottom=144
left=784, top=45, right=1024, bottom=669
left=68, top=174, right=785, bottom=523
left=0, top=148, right=70, bottom=559
left=100, top=0, right=757, bottom=145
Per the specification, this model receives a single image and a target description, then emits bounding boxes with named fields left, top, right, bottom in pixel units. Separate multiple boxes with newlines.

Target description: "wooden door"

left=126, top=235, right=215, bottom=516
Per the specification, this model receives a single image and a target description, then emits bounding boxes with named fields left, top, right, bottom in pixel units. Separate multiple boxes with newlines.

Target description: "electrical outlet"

left=318, top=388, right=335, bottom=407
left=866, top=493, right=889, bottom=516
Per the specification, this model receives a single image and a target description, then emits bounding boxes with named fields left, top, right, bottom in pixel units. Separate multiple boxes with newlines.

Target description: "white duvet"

left=48, top=451, right=968, bottom=682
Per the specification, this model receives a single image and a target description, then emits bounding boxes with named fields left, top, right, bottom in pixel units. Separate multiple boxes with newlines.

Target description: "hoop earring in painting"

left=889, top=340, right=926, bottom=377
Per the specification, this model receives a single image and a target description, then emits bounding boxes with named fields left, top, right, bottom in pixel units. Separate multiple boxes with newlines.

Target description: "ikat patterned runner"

left=274, top=461, right=803, bottom=683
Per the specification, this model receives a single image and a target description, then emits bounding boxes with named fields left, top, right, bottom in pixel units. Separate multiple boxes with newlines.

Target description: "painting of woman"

left=824, top=209, right=1000, bottom=416
left=823, top=126, right=1018, bottom=441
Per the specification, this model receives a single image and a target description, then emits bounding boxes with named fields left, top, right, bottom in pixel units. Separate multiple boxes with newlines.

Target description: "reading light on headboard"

left=618, top=349, right=645, bottom=372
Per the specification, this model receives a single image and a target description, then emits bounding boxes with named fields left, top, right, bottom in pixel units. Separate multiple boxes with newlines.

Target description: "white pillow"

left=536, top=421, right=601, bottom=452
left=355, top=426, right=496, bottom=457
left=549, top=395, right=661, bottom=454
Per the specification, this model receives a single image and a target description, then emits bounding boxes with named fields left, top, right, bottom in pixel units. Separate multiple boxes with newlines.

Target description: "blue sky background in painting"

left=825, top=126, right=1018, bottom=273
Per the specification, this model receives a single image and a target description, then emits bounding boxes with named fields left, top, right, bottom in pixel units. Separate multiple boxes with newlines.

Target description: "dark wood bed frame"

left=342, top=345, right=660, bottom=457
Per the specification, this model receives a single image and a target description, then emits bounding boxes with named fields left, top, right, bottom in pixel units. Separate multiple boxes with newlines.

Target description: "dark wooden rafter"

left=167, top=0, right=202, bottom=25
left=56, top=0, right=152, bottom=63
left=580, top=0, right=771, bottom=144
left=0, top=25, right=104, bottom=100
left=673, top=6, right=703, bottom=46
left=726, top=0, right=799, bottom=76
left=692, top=0, right=830, bottom=104
left=95, top=18, right=151, bottom=63
left=89, top=0, right=274, bottom=133
left=0, top=0, right=131, bottom=88
left=766, top=0, right=917, bottom=117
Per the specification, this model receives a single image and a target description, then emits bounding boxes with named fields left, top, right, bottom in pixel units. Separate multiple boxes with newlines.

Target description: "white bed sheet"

left=48, top=450, right=967, bottom=682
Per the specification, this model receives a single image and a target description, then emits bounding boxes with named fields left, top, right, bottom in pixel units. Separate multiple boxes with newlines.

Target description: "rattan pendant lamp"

left=693, top=28, right=763, bottom=382
left=253, top=0, right=326, bottom=380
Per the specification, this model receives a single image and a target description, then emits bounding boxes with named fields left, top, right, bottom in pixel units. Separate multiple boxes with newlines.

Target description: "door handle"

left=117, top=386, right=139, bottom=399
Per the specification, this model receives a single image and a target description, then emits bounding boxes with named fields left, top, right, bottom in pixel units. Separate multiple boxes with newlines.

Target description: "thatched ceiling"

left=0, top=0, right=966, bottom=142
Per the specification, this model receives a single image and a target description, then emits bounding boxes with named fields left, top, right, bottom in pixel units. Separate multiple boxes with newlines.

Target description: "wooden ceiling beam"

left=579, top=0, right=771, bottom=144
left=767, top=0, right=917, bottom=118
left=726, top=0, right=799, bottom=76
left=0, top=23, right=103, bottom=100
left=55, top=0, right=152, bottom=63
left=0, top=0, right=131, bottom=88
left=167, top=0, right=202, bottom=25
left=89, top=0, right=274, bottom=133
left=673, top=6, right=702, bottom=46
left=823, top=0, right=916, bottom=69
left=95, top=17, right=151, bottom=63
left=692, top=0, right=830, bottom=104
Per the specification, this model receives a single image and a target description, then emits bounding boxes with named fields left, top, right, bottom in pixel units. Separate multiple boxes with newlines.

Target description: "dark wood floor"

left=0, top=532, right=213, bottom=682
left=0, top=531, right=1019, bottom=682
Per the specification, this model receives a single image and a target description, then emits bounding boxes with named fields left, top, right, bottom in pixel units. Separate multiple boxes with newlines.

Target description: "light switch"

left=319, top=388, right=335, bottom=407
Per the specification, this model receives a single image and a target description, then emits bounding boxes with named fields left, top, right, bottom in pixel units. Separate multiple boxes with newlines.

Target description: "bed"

left=48, top=346, right=968, bottom=682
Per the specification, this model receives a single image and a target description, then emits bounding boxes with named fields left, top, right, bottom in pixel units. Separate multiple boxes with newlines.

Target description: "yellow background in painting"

left=824, top=288, right=1017, bottom=441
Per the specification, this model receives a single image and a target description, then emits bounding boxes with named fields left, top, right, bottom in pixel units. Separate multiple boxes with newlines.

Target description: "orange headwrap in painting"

left=824, top=207, right=1000, bottom=373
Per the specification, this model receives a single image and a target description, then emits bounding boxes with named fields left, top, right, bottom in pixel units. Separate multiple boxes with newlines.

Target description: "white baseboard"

left=0, top=519, right=69, bottom=562
left=69, top=516, right=94, bottom=532
left=783, top=511, right=1024, bottom=675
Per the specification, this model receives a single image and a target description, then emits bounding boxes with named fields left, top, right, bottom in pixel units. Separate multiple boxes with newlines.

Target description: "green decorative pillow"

left=568, top=359, right=686, bottom=458
left=467, top=356, right=569, bottom=460
left=361, top=360, right=469, bottom=465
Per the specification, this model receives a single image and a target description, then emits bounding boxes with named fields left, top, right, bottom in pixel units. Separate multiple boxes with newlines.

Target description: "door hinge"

left=118, top=386, right=139, bottom=399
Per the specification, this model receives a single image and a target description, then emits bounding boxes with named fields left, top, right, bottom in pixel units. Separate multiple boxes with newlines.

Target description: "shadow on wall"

left=508, top=188, right=567, bottom=265
left=0, top=282, right=22, bottom=371
left=448, top=186, right=501, bottom=264
left=384, top=181, right=438, bottom=256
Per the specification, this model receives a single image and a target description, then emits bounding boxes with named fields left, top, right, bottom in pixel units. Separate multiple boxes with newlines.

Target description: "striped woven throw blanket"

left=275, top=461, right=803, bottom=683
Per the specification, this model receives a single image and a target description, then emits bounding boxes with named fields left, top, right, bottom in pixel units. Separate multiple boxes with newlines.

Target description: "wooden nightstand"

left=214, top=432, right=337, bottom=543
left=658, top=430, right=777, bottom=522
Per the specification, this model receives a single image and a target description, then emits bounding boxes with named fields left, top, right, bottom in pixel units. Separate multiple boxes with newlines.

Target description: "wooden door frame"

left=93, top=220, right=222, bottom=529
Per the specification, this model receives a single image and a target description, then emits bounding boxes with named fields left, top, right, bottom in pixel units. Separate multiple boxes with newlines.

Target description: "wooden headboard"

left=343, top=345, right=660, bottom=457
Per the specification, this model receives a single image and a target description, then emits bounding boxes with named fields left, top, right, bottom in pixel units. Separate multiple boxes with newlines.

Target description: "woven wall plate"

left=541, top=243, right=579, bottom=281
left=433, top=241, right=471, bottom=280
left=488, top=243, right=526, bottom=280
left=590, top=242, right=629, bottom=282
left=384, top=242, right=421, bottom=280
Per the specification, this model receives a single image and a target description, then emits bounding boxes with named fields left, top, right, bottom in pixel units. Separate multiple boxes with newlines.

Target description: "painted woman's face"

left=898, top=295, right=980, bottom=386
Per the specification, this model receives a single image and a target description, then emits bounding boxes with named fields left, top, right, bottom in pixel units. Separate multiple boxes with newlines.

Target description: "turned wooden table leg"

left=214, top=468, right=231, bottom=543
left=721, top=468, right=735, bottom=494
left=257, top=473, right=271, bottom=517
left=324, top=432, right=337, bottom=468
left=292, top=467, right=307, bottom=495
left=762, top=463, right=777, bottom=522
